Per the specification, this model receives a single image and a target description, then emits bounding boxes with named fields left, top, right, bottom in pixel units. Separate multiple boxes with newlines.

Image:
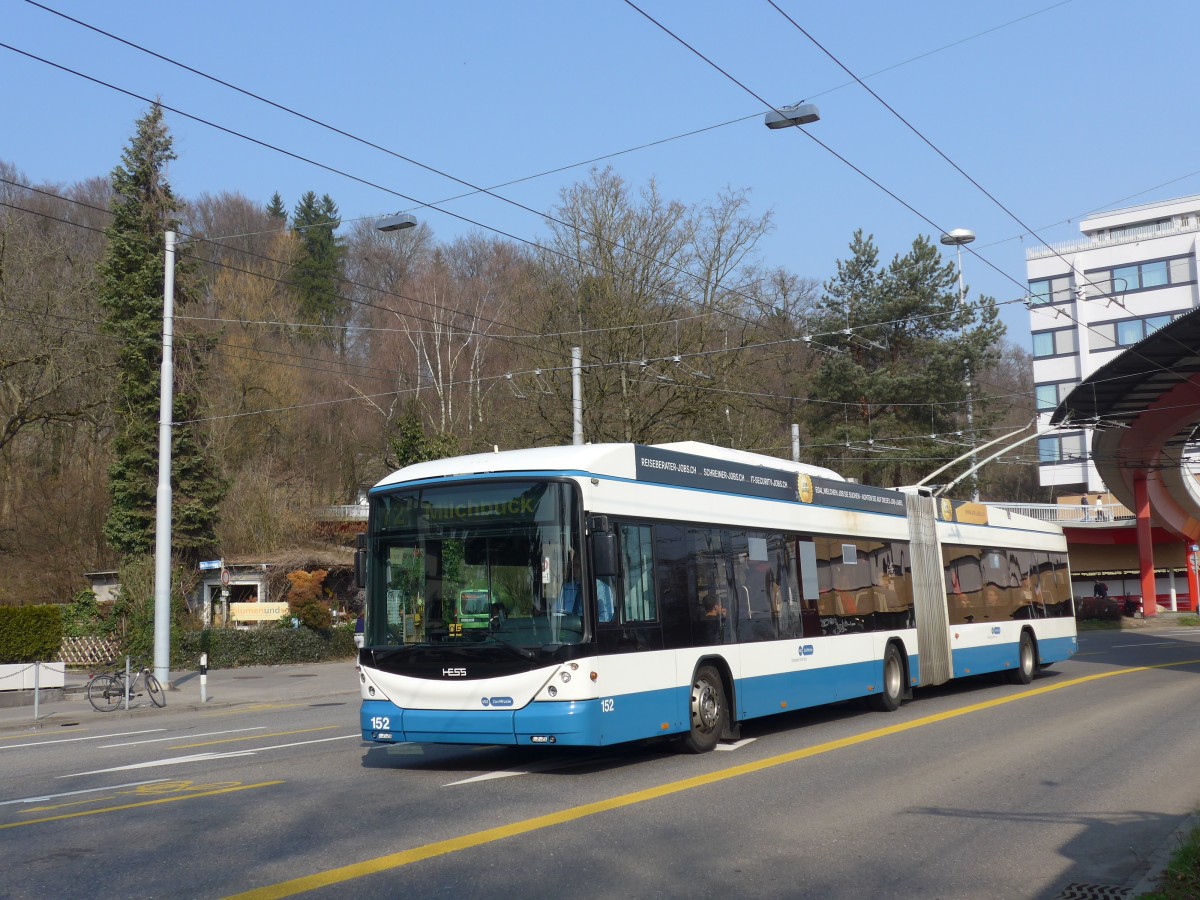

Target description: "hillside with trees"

left=0, top=104, right=1039, bottom=606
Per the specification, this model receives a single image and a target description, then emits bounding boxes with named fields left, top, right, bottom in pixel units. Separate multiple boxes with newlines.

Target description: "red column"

left=1187, top=541, right=1200, bottom=614
left=1133, top=473, right=1157, bottom=617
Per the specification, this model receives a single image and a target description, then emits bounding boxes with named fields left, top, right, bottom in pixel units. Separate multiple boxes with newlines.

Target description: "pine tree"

left=265, top=192, right=287, bottom=224
left=291, top=191, right=346, bottom=347
left=99, top=104, right=225, bottom=560
left=802, top=231, right=1004, bottom=489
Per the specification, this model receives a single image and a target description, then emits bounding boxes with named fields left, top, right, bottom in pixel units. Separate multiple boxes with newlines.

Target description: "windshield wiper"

left=476, top=633, right=536, bottom=659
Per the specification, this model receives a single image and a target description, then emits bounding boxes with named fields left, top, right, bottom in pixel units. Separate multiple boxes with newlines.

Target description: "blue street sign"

left=199, top=560, right=223, bottom=570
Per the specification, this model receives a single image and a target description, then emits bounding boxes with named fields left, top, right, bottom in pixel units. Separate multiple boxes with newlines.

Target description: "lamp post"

left=939, top=228, right=978, bottom=500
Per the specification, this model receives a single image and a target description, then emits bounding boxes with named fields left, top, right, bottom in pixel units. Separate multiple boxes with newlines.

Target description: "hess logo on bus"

left=442, top=667, right=467, bottom=677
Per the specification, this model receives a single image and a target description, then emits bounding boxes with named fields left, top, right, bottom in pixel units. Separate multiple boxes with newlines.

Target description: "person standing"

left=1095, top=495, right=1106, bottom=521
left=1081, top=495, right=1090, bottom=521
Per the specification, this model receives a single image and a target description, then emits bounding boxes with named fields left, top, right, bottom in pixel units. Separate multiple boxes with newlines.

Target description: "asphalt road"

left=4, top=628, right=1200, bottom=899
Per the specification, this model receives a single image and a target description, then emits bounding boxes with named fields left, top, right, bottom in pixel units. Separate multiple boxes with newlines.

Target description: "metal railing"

left=311, top=505, right=368, bottom=521
left=1026, top=217, right=1200, bottom=260
left=987, top=501, right=1133, bottom=524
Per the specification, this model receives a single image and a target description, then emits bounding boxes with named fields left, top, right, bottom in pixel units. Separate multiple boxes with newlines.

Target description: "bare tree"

left=528, top=168, right=774, bottom=445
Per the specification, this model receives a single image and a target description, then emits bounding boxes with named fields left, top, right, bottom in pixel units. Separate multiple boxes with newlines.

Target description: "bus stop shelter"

left=1051, top=306, right=1200, bottom=615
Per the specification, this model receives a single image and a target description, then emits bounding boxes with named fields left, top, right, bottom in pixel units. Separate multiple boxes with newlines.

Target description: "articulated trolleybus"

left=356, top=441, right=1076, bottom=752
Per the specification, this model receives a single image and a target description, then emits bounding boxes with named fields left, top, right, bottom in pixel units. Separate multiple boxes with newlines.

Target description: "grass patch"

left=1075, top=619, right=1122, bottom=631
left=1140, top=819, right=1200, bottom=899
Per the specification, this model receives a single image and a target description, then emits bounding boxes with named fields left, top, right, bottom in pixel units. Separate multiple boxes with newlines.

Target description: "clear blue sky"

left=4, top=0, right=1198, bottom=340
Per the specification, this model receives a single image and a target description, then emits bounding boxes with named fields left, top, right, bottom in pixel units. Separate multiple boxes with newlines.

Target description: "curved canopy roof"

left=1051, top=306, right=1200, bottom=540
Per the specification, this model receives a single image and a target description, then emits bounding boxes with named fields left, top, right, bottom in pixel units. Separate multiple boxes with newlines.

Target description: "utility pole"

left=572, top=346, right=583, bottom=445
left=939, top=228, right=979, bottom=501
left=152, top=231, right=175, bottom=688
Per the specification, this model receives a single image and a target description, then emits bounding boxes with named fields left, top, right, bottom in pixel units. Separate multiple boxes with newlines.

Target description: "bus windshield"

left=367, top=480, right=584, bottom=649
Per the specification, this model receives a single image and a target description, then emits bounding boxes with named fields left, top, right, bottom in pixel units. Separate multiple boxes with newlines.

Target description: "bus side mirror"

left=590, top=526, right=617, bottom=580
left=354, top=532, right=367, bottom=589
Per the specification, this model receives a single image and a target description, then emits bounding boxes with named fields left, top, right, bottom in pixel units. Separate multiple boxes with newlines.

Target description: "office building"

left=1026, top=195, right=1200, bottom=491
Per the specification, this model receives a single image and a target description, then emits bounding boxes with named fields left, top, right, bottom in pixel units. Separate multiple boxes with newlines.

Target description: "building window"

left=1031, top=327, right=1077, bottom=358
left=1085, top=254, right=1196, bottom=298
left=1036, top=381, right=1077, bottom=412
left=1038, top=432, right=1085, bottom=465
left=1028, top=274, right=1072, bottom=306
left=1117, top=319, right=1143, bottom=345
left=1091, top=312, right=1183, bottom=350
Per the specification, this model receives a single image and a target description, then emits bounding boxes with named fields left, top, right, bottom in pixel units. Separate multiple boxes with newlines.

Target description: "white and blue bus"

left=356, top=441, right=1076, bottom=752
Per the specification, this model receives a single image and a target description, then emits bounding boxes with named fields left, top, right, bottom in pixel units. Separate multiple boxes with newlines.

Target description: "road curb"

left=0, top=688, right=359, bottom=734
left=1127, top=808, right=1200, bottom=896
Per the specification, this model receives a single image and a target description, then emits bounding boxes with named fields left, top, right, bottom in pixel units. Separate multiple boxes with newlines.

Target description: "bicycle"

left=87, top=660, right=167, bottom=712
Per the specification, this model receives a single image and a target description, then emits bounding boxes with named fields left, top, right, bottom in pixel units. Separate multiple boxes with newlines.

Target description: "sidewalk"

left=0, top=659, right=360, bottom=733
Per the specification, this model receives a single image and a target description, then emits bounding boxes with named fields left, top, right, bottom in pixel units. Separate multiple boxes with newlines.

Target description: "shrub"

left=0, top=605, right=64, bottom=663
left=173, top=624, right=356, bottom=669
left=286, top=569, right=332, bottom=631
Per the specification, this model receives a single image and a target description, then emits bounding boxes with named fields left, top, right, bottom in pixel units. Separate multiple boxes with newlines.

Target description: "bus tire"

left=682, top=665, right=727, bottom=753
left=1009, top=632, right=1036, bottom=685
left=869, top=643, right=904, bottom=712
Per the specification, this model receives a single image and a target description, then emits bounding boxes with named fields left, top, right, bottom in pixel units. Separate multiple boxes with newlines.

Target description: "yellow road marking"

left=171, top=726, right=338, bottom=749
left=23, top=795, right=118, bottom=813
left=1, top=781, right=283, bottom=830
left=0, top=728, right=85, bottom=743
left=200, top=703, right=307, bottom=717
left=23, top=780, right=245, bottom=812
left=229, top=659, right=1200, bottom=900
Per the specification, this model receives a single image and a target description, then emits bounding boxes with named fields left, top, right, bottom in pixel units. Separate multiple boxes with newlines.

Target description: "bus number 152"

left=601, top=699, right=615, bottom=713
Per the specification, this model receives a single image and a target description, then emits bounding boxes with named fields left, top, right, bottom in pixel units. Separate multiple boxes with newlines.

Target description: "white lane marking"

left=444, top=755, right=605, bottom=786
left=99, top=727, right=266, bottom=748
left=0, top=730, right=164, bottom=751
left=61, top=733, right=360, bottom=777
left=0, top=779, right=170, bottom=806
left=715, top=738, right=757, bottom=751
left=1112, top=642, right=1182, bottom=648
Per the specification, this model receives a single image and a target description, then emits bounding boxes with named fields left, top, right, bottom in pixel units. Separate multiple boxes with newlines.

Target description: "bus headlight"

left=560, top=672, right=571, bottom=683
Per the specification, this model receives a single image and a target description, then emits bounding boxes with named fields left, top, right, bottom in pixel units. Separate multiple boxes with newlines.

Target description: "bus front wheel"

left=682, top=665, right=727, bottom=753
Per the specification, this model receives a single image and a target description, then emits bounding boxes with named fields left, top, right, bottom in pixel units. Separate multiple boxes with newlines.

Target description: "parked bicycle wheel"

left=87, top=674, right=123, bottom=712
left=145, top=673, right=166, bottom=708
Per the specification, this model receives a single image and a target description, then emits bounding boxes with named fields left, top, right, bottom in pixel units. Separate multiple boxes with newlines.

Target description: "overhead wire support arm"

left=933, top=425, right=1060, bottom=497
left=911, top=421, right=1036, bottom=491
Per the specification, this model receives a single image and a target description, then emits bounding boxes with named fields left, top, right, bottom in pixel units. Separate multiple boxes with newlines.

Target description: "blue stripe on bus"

left=1037, top=634, right=1077, bottom=663
left=951, top=632, right=1077, bottom=678
left=362, top=651, right=925, bottom=747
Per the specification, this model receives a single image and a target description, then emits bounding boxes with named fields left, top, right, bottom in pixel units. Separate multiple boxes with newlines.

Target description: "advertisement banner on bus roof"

left=634, top=446, right=905, bottom=516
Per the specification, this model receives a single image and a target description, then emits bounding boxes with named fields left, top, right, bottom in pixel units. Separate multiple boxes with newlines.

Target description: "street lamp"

left=375, top=212, right=417, bottom=232
left=764, top=101, right=820, bottom=129
left=939, top=228, right=978, bottom=500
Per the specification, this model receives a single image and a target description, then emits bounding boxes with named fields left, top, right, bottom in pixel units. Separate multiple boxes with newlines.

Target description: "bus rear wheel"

left=682, top=665, right=727, bottom=753
left=1009, top=632, right=1036, bottom=685
left=868, top=643, right=904, bottom=712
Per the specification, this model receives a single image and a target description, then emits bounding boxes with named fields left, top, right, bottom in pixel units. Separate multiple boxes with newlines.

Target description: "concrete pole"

left=791, top=424, right=800, bottom=462
left=153, top=231, right=176, bottom=687
left=1133, top=472, right=1156, bottom=618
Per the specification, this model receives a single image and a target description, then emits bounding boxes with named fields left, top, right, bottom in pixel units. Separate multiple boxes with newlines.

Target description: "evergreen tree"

left=802, top=230, right=1004, bottom=489
left=291, top=191, right=346, bottom=347
left=385, top=409, right=459, bottom=471
left=98, top=104, right=225, bottom=560
left=265, top=191, right=287, bottom=224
